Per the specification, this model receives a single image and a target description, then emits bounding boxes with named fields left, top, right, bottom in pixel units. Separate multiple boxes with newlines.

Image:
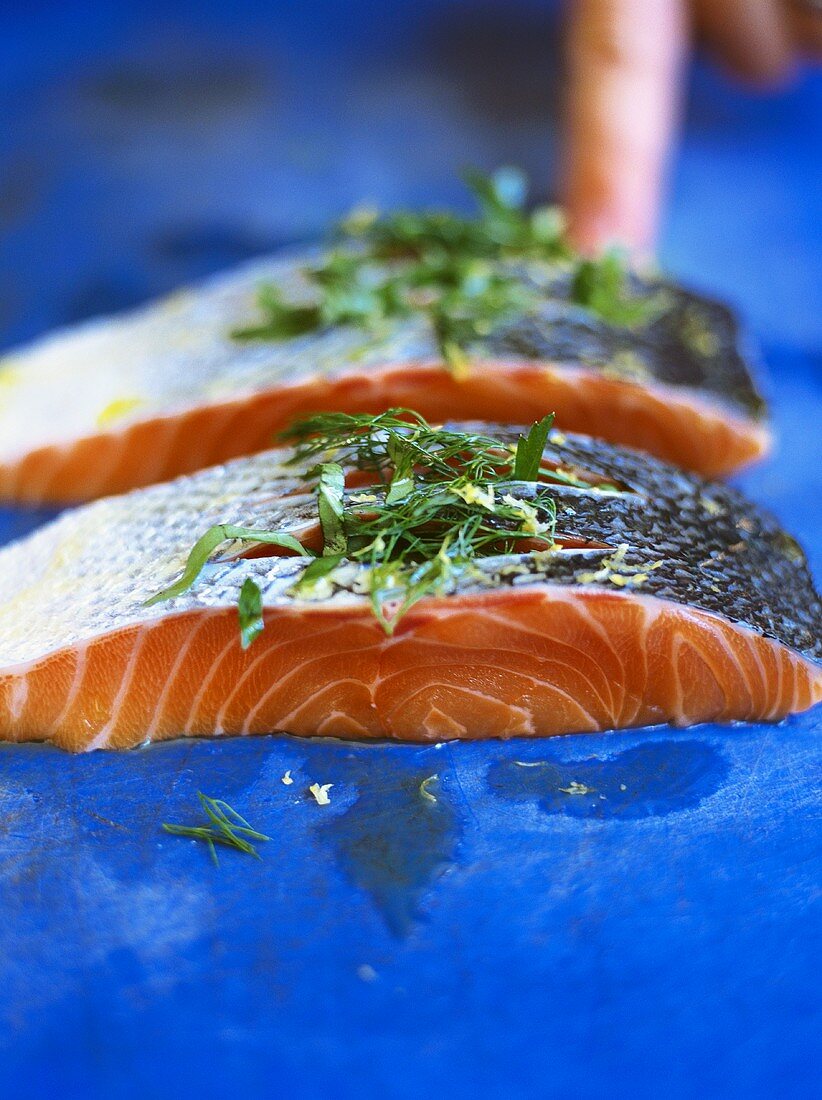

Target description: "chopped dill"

left=148, top=409, right=572, bottom=639
left=162, top=792, right=270, bottom=866
left=231, top=167, right=658, bottom=364
left=284, top=409, right=561, bottom=633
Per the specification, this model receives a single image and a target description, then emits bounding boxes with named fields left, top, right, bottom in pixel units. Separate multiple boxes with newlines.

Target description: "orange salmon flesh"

left=1, top=588, right=818, bottom=752
left=0, top=362, right=770, bottom=505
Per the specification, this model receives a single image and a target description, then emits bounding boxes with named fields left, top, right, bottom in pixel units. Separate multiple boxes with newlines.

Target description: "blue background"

left=0, top=2, right=820, bottom=1097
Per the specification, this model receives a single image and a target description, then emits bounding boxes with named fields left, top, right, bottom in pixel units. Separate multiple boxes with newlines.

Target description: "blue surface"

left=0, top=3, right=820, bottom=1097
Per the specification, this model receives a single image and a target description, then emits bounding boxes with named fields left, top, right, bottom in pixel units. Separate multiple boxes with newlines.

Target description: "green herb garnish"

left=147, top=524, right=310, bottom=605
left=231, top=168, right=572, bottom=365
left=148, top=409, right=569, bottom=638
left=238, top=577, right=264, bottom=650
left=514, top=413, right=554, bottom=481
left=286, top=410, right=560, bottom=634
left=162, top=793, right=270, bottom=866
left=570, top=251, right=661, bottom=328
left=232, top=168, right=661, bottom=363
left=317, top=462, right=347, bottom=555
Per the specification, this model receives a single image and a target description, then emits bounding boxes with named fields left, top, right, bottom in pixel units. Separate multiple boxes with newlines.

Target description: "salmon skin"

left=0, top=250, right=769, bottom=504
left=0, top=424, right=816, bottom=752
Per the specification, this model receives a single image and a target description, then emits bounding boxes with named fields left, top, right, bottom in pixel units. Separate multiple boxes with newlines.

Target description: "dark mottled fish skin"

left=449, top=425, right=820, bottom=661
left=484, top=275, right=767, bottom=421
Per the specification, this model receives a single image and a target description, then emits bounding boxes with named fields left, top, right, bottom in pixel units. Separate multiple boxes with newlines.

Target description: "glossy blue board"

left=0, top=3, right=820, bottom=1097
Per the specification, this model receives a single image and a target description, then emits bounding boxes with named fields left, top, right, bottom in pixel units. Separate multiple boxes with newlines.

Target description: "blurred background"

left=0, top=0, right=819, bottom=347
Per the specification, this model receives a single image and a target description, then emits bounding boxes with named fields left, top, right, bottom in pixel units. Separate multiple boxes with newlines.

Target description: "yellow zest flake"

left=680, top=308, right=720, bottom=358
left=610, top=572, right=648, bottom=587
left=442, top=341, right=471, bottom=381
left=700, top=495, right=725, bottom=516
left=419, top=775, right=439, bottom=803
left=577, top=544, right=663, bottom=588
left=340, top=204, right=380, bottom=235
left=96, top=396, right=145, bottom=429
left=501, top=493, right=552, bottom=536
left=601, top=351, right=650, bottom=383
left=452, top=481, right=495, bottom=510
left=309, top=782, right=333, bottom=806
left=349, top=492, right=378, bottom=504
left=559, top=781, right=595, bottom=795
left=161, top=288, right=193, bottom=314
left=550, top=430, right=567, bottom=446
left=281, top=770, right=294, bottom=786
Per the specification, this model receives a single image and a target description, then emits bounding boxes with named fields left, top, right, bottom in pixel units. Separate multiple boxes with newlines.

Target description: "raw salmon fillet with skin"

left=0, top=425, right=816, bottom=752
left=0, top=249, right=769, bottom=504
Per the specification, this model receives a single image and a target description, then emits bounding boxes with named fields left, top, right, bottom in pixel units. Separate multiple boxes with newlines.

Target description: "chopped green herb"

left=162, top=792, right=270, bottom=866
left=317, top=462, right=347, bottom=555
left=231, top=167, right=578, bottom=365
left=231, top=168, right=663, bottom=370
left=570, top=251, right=660, bottom=328
left=514, top=414, right=555, bottom=482
left=296, top=553, right=346, bottom=594
left=151, top=409, right=569, bottom=639
left=231, top=284, right=322, bottom=341
left=285, top=409, right=559, bottom=633
left=146, top=524, right=309, bottom=605
left=238, top=577, right=264, bottom=650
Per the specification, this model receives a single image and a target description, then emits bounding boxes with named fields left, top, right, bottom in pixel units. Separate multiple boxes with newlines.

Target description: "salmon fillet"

left=0, top=250, right=769, bottom=505
left=0, top=425, right=816, bottom=751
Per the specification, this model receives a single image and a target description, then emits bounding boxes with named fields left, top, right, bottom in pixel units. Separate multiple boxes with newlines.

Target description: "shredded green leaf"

left=285, top=409, right=559, bottom=633
left=514, top=414, right=555, bottom=482
left=238, top=577, right=264, bottom=650
left=317, top=462, right=347, bottom=555
left=146, top=525, right=310, bottom=605
left=152, top=409, right=571, bottom=640
left=162, top=792, right=270, bottom=866
left=230, top=167, right=577, bottom=365
left=570, top=251, right=662, bottom=328
left=231, top=168, right=663, bottom=366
